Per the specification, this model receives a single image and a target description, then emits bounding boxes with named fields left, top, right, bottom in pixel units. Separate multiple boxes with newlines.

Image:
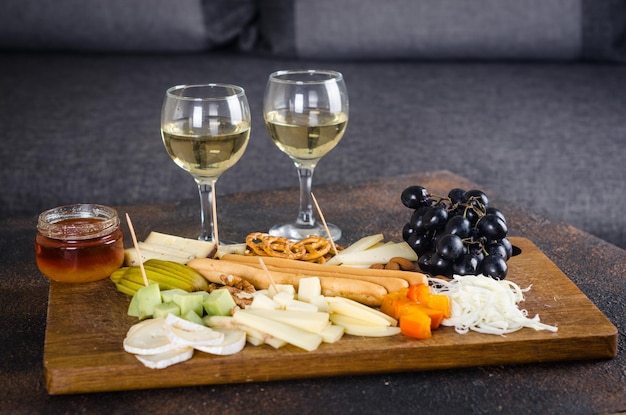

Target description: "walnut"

left=207, top=274, right=256, bottom=308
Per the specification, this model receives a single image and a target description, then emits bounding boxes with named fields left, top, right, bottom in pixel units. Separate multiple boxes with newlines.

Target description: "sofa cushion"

left=582, top=0, right=626, bottom=61
left=256, top=0, right=626, bottom=61
left=0, top=0, right=255, bottom=52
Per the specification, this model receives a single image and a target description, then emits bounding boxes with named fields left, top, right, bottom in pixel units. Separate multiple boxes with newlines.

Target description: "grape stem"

left=429, top=193, right=489, bottom=256
left=429, top=194, right=487, bottom=217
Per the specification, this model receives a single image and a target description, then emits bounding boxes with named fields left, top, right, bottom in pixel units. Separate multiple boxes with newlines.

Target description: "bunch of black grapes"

left=401, top=186, right=511, bottom=279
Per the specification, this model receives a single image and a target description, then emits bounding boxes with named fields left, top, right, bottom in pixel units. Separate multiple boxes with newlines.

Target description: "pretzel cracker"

left=244, top=233, right=336, bottom=262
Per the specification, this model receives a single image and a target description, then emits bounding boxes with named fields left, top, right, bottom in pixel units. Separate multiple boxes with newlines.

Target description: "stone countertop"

left=1, top=170, right=624, bottom=414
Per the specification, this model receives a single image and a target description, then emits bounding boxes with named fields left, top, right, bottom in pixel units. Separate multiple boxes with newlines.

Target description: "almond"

left=389, top=257, right=415, bottom=271
left=384, top=261, right=400, bottom=270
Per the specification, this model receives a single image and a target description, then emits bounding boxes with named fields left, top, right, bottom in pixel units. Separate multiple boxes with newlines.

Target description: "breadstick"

left=223, top=259, right=409, bottom=293
left=187, top=258, right=387, bottom=306
left=222, top=254, right=427, bottom=286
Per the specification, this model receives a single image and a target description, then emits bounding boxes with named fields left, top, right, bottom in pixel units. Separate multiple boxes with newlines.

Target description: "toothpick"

left=125, top=213, right=149, bottom=287
left=211, top=180, right=219, bottom=246
left=258, top=257, right=279, bottom=294
left=311, top=192, right=339, bottom=254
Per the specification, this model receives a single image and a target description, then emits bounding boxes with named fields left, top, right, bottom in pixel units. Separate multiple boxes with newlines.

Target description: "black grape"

left=401, top=185, right=511, bottom=279
left=458, top=204, right=481, bottom=225
left=444, top=215, right=472, bottom=238
left=485, top=241, right=508, bottom=258
left=423, top=206, right=448, bottom=231
left=480, top=255, right=508, bottom=279
left=477, top=214, right=508, bottom=240
left=500, top=237, right=513, bottom=259
left=401, top=186, right=431, bottom=209
left=486, top=207, right=507, bottom=224
left=452, top=254, right=481, bottom=276
left=465, top=189, right=489, bottom=208
left=402, top=223, right=416, bottom=241
left=436, top=234, right=465, bottom=261
left=417, top=253, right=432, bottom=273
left=448, top=188, right=466, bottom=204
left=407, top=232, right=432, bottom=256
left=467, top=243, right=486, bottom=262
left=429, top=252, right=452, bottom=277
left=409, top=206, right=429, bottom=234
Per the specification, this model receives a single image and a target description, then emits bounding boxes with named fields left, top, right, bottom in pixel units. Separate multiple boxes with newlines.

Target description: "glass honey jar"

left=35, top=204, right=125, bottom=283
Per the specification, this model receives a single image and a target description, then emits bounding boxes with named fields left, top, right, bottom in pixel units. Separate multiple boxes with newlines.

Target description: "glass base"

left=269, top=222, right=342, bottom=241
left=197, top=235, right=239, bottom=245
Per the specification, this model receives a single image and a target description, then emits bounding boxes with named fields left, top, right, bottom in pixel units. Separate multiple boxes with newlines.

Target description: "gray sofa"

left=1, top=0, right=625, bottom=250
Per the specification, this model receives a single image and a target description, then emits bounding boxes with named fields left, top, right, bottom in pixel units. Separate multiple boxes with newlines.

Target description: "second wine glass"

left=263, top=69, right=349, bottom=241
left=161, top=84, right=250, bottom=243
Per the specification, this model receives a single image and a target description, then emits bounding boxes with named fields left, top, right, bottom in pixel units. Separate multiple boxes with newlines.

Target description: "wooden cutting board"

left=43, top=237, right=617, bottom=395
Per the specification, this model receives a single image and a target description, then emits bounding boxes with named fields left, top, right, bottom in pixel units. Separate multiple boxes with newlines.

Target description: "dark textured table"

left=1, top=171, right=624, bottom=415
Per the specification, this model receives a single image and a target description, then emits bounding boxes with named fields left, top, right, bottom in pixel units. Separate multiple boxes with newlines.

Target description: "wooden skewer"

left=311, top=192, right=338, bottom=254
left=211, top=181, right=219, bottom=246
left=258, top=257, right=279, bottom=293
left=125, top=213, right=149, bottom=287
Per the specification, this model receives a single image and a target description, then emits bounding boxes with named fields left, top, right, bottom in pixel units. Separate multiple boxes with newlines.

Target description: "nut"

left=389, top=257, right=415, bottom=271
left=384, top=261, right=400, bottom=270
left=369, top=263, right=385, bottom=269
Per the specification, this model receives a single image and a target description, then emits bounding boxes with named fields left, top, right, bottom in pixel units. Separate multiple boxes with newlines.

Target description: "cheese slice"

left=194, top=329, right=246, bottom=355
left=135, top=347, right=194, bottom=369
left=144, top=231, right=215, bottom=258
left=233, top=309, right=323, bottom=352
left=123, top=318, right=179, bottom=355
left=334, top=241, right=417, bottom=266
left=325, top=233, right=384, bottom=265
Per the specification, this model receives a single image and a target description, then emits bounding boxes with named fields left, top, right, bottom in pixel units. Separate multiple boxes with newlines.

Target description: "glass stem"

left=196, top=179, right=218, bottom=243
left=295, top=164, right=316, bottom=227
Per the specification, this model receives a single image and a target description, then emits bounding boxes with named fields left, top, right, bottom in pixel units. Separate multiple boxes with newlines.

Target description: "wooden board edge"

left=44, top=330, right=618, bottom=395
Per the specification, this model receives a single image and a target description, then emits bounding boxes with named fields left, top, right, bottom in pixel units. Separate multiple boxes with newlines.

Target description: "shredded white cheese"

left=428, top=275, right=558, bottom=336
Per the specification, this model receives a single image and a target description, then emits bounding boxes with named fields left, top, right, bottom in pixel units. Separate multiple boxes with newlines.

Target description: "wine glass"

left=263, top=69, right=349, bottom=241
left=161, top=84, right=251, bottom=243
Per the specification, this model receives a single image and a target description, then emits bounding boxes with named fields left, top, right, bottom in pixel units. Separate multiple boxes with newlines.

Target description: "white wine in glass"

left=161, top=84, right=250, bottom=242
left=264, top=70, right=348, bottom=241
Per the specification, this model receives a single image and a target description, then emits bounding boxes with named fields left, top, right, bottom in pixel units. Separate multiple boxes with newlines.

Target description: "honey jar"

left=35, top=204, right=125, bottom=283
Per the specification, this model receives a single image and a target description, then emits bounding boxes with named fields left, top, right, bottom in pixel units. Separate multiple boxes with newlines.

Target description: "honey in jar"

left=35, top=204, right=125, bottom=283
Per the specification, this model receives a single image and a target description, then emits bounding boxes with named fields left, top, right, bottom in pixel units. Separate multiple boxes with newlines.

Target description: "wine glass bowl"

left=161, top=83, right=250, bottom=242
left=263, top=70, right=349, bottom=241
